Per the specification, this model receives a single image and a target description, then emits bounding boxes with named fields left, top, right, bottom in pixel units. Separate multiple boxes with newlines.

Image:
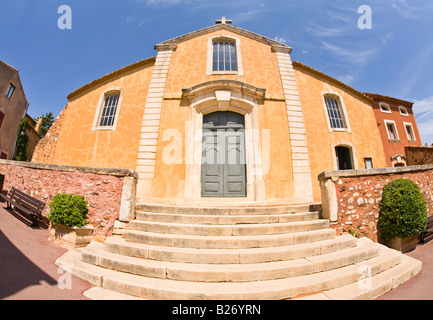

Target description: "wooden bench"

left=0, top=187, right=46, bottom=227
left=419, top=215, right=433, bottom=244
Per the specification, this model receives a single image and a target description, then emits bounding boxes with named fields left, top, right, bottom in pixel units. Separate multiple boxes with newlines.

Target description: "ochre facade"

left=32, top=22, right=415, bottom=205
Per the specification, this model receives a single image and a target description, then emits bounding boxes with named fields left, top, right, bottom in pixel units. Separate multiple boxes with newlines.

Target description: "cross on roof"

left=215, top=16, right=232, bottom=25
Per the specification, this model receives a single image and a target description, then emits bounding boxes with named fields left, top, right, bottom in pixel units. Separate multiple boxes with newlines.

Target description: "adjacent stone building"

left=0, top=60, right=29, bottom=160
left=365, top=93, right=422, bottom=167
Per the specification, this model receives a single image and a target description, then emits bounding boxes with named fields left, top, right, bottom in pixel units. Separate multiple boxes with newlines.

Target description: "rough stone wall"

left=319, top=165, right=433, bottom=242
left=0, top=160, right=136, bottom=236
left=31, top=106, right=67, bottom=164
left=406, top=146, right=433, bottom=166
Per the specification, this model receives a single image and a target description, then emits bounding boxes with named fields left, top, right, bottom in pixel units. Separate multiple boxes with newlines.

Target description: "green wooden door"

left=201, top=112, right=246, bottom=197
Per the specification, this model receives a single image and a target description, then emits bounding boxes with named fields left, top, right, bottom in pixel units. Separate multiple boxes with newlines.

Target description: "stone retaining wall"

left=318, top=165, right=433, bottom=242
left=0, top=160, right=137, bottom=236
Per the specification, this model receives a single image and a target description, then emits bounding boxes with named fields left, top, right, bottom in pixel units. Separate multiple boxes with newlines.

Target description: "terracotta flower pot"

left=49, top=223, right=94, bottom=248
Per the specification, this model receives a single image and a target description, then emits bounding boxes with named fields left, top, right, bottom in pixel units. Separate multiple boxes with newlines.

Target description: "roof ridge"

left=156, top=23, right=292, bottom=51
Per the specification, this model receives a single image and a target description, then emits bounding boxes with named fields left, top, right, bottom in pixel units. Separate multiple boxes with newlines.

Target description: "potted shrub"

left=378, top=179, right=427, bottom=253
left=48, top=193, right=94, bottom=248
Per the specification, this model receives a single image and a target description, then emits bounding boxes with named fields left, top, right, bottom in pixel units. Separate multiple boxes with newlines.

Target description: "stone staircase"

left=56, top=203, right=422, bottom=300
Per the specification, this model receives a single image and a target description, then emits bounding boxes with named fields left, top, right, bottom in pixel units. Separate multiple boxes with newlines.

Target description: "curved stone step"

left=295, top=245, right=420, bottom=300
left=135, top=211, right=320, bottom=225
left=56, top=237, right=418, bottom=300
left=135, top=203, right=319, bottom=216
left=92, top=248, right=403, bottom=300
left=104, top=234, right=357, bottom=264
left=125, top=228, right=337, bottom=249
left=82, top=238, right=380, bottom=283
left=128, top=219, right=330, bottom=236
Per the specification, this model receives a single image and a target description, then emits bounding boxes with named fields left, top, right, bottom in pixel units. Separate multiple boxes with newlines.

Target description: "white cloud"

left=307, top=24, right=348, bottom=37
left=146, top=0, right=183, bottom=6
left=413, top=96, right=433, bottom=144
left=321, top=41, right=378, bottom=66
left=337, top=74, right=355, bottom=85
left=382, top=32, right=393, bottom=45
left=273, top=36, right=287, bottom=44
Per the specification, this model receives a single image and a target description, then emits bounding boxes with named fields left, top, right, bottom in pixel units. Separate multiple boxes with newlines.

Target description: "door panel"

left=201, top=112, right=246, bottom=198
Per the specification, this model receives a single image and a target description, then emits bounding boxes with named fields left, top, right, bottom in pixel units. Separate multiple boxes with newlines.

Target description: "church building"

left=33, top=18, right=392, bottom=206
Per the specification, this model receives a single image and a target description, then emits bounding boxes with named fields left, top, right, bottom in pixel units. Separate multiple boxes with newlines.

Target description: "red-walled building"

left=365, top=93, right=422, bottom=167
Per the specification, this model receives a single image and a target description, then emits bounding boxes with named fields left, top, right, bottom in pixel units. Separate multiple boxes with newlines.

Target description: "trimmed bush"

left=378, top=179, right=427, bottom=241
left=48, top=193, right=88, bottom=227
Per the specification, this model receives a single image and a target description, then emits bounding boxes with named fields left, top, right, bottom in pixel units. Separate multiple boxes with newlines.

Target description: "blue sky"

left=1, top=0, right=433, bottom=142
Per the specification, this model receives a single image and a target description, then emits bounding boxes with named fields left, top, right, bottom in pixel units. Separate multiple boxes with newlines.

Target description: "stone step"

left=128, top=219, right=330, bottom=236
left=58, top=242, right=403, bottom=300
left=104, top=234, right=357, bottom=264
left=125, top=228, right=337, bottom=249
left=135, top=211, right=320, bottom=225
left=295, top=246, right=421, bottom=300
left=135, top=203, right=320, bottom=216
left=83, top=286, right=147, bottom=300
left=81, top=238, right=380, bottom=283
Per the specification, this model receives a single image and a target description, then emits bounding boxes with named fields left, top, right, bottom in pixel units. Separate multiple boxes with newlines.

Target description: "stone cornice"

left=182, top=80, right=266, bottom=101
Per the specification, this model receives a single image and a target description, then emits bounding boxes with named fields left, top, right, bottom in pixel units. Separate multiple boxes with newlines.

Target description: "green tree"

left=14, top=118, right=30, bottom=161
left=37, top=111, right=55, bottom=138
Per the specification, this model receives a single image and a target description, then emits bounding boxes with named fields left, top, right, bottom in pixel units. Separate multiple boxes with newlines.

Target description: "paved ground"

left=377, top=235, right=433, bottom=300
left=0, top=205, right=91, bottom=300
left=1, top=203, right=432, bottom=300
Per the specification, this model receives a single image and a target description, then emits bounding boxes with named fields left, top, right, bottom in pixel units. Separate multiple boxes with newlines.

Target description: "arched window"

left=324, top=95, right=347, bottom=129
left=98, top=92, right=120, bottom=127
left=212, top=40, right=238, bottom=72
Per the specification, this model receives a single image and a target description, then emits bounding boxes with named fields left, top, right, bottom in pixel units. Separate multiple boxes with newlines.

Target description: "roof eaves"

left=363, top=92, right=414, bottom=107
left=292, top=61, right=373, bottom=103
left=67, top=57, right=156, bottom=100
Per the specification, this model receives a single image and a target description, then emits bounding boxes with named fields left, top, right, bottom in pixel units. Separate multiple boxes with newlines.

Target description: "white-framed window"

left=404, top=122, right=416, bottom=141
left=213, top=40, right=237, bottom=72
left=324, top=95, right=347, bottom=130
left=399, top=106, right=409, bottom=116
left=364, top=157, right=373, bottom=169
left=93, top=89, right=122, bottom=131
left=384, top=120, right=399, bottom=141
left=207, top=35, right=243, bottom=76
left=379, top=102, right=391, bottom=114
left=5, top=83, right=15, bottom=99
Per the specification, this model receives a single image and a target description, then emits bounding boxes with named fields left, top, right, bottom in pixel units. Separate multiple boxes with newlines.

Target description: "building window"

left=364, top=158, right=373, bottom=169
left=404, top=122, right=416, bottom=141
left=379, top=103, right=391, bottom=114
left=324, top=96, right=347, bottom=129
left=5, top=83, right=15, bottom=99
left=399, top=106, right=409, bottom=116
left=99, top=92, right=120, bottom=127
left=385, top=120, right=399, bottom=141
left=0, top=112, right=4, bottom=131
left=212, top=40, right=238, bottom=72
